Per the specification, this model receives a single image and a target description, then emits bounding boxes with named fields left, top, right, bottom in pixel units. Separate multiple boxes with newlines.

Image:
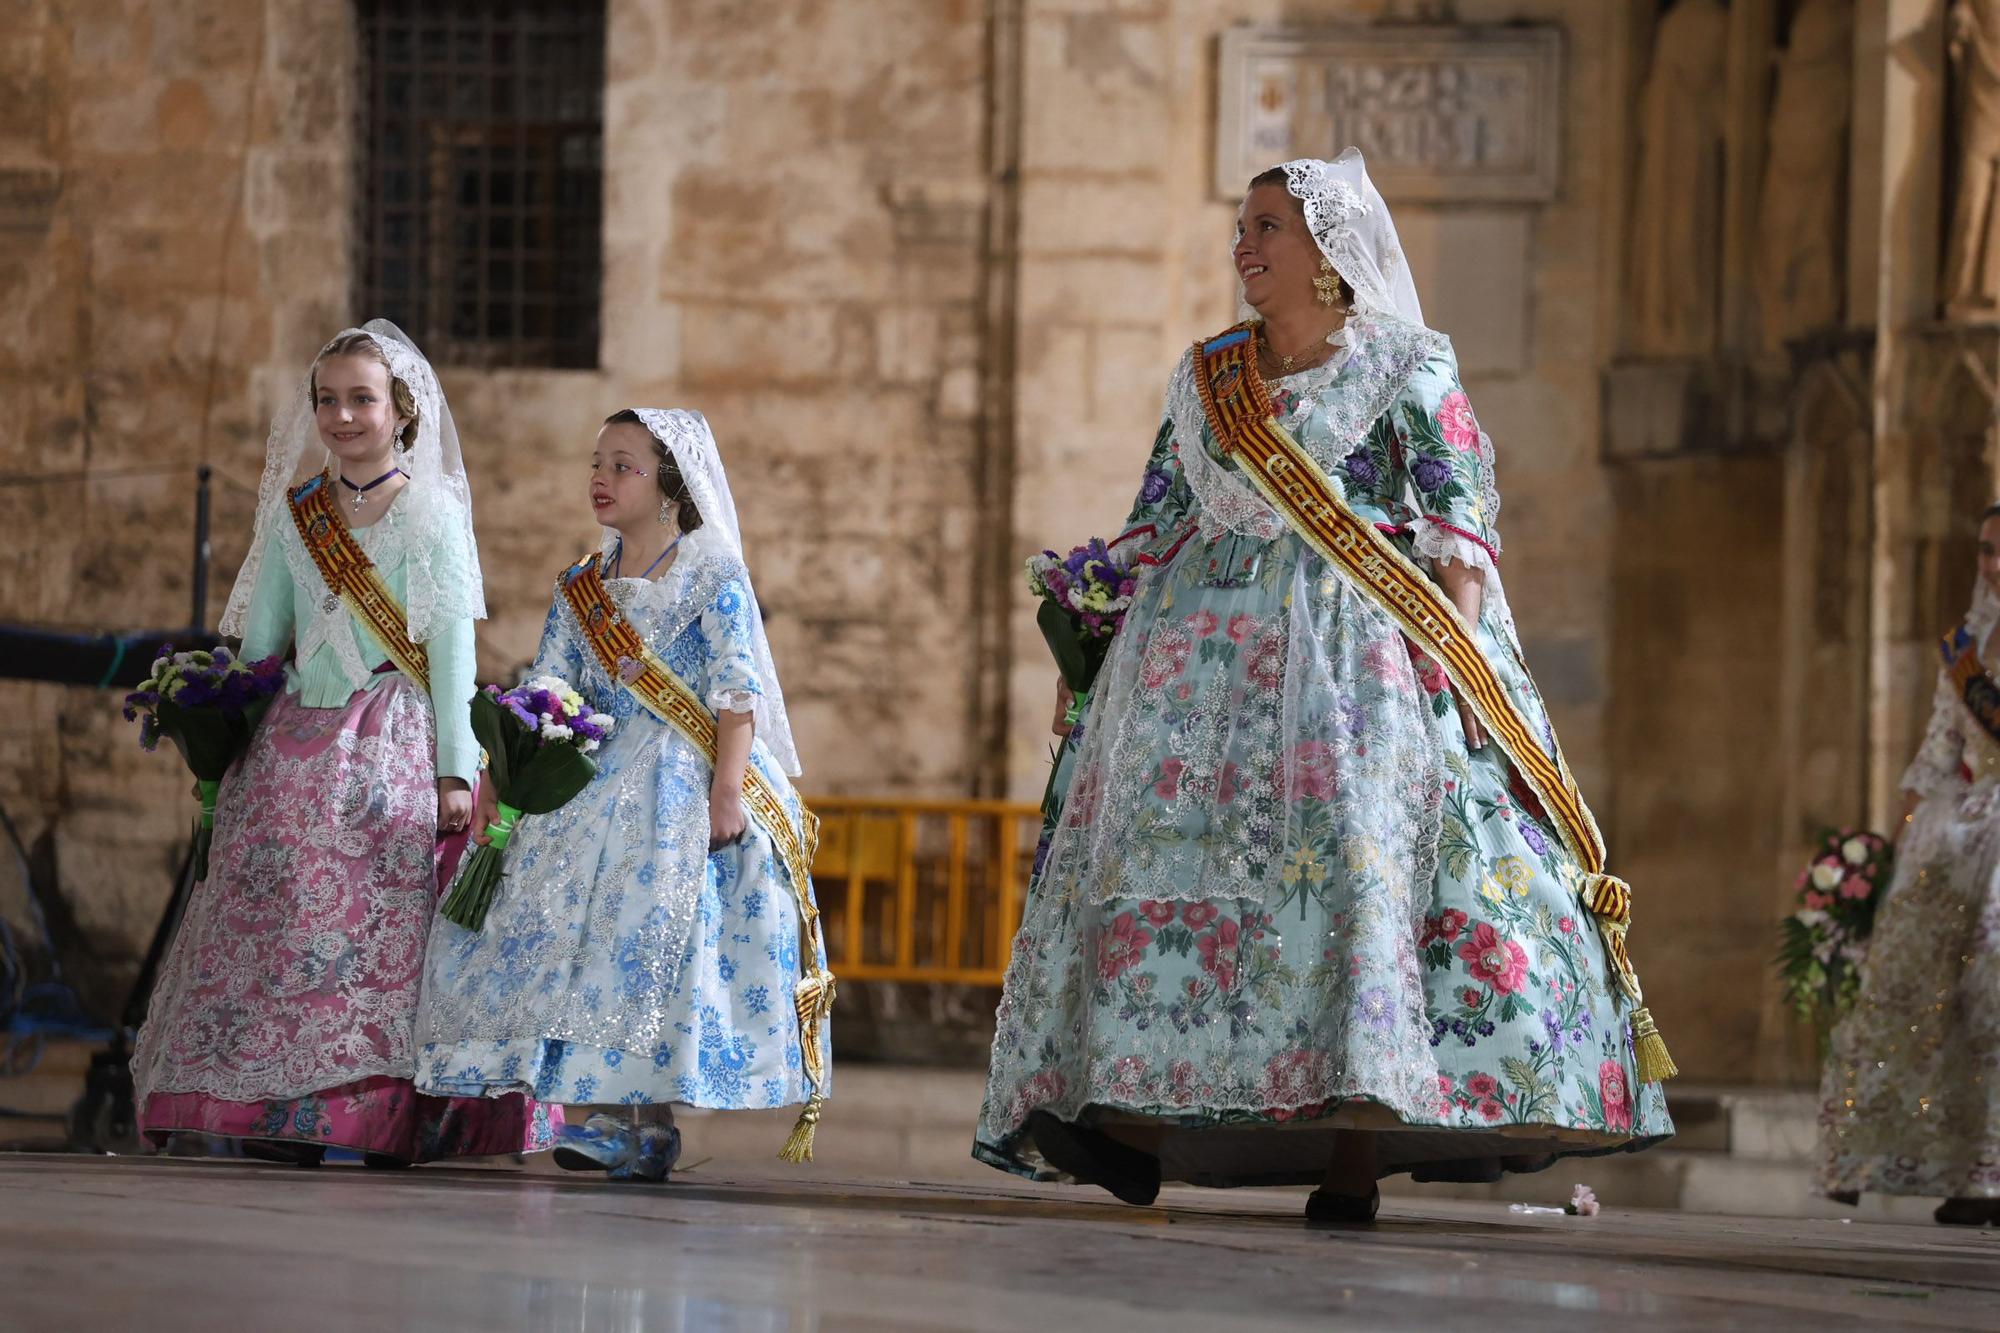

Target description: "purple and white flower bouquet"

left=122, top=645, right=287, bottom=879
left=1024, top=536, right=1142, bottom=719
left=439, top=675, right=613, bottom=931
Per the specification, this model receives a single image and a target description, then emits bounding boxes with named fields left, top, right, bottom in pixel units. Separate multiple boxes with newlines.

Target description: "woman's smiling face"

left=1233, top=182, right=1319, bottom=314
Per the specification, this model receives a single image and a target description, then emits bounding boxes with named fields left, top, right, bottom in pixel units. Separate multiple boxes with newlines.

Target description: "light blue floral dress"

left=413, top=546, right=826, bottom=1112
left=977, top=315, right=1672, bottom=1186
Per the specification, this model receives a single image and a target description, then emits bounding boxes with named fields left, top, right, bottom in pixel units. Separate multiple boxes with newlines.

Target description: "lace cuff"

left=711, top=687, right=760, bottom=715
left=1411, top=517, right=1496, bottom=574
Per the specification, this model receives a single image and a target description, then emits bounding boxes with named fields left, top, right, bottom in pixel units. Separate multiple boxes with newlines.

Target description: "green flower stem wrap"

left=1061, top=689, right=1089, bottom=730
left=440, top=801, right=527, bottom=931
left=484, top=801, right=523, bottom=852
left=196, top=779, right=221, bottom=829
left=191, top=778, right=223, bottom=881
left=1040, top=690, right=1088, bottom=819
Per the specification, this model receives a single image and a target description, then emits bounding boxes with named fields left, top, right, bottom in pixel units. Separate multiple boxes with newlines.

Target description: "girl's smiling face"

left=590, top=420, right=661, bottom=531
left=313, top=353, right=408, bottom=465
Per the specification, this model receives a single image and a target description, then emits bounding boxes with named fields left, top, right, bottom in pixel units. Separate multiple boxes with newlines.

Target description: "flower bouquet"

left=439, top=676, right=613, bottom=930
left=1776, top=827, right=1893, bottom=1031
left=1025, top=536, right=1142, bottom=812
left=1025, top=536, right=1142, bottom=726
left=122, top=645, right=287, bottom=880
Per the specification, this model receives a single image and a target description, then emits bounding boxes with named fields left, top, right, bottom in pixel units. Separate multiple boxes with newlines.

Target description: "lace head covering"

left=608, top=408, right=802, bottom=777
left=221, top=319, right=484, bottom=643
left=1263, top=149, right=1427, bottom=329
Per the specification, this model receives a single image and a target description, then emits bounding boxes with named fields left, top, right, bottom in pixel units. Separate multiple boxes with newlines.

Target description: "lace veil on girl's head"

left=614, top=407, right=802, bottom=778
left=220, top=319, right=485, bottom=645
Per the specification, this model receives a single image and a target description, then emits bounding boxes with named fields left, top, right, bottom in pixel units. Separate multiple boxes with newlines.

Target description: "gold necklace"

left=1260, top=325, right=1337, bottom=374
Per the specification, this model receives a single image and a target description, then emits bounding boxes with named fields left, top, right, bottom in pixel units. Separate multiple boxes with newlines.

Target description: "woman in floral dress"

left=976, top=152, right=1674, bottom=1221
left=1817, top=503, right=2000, bottom=1225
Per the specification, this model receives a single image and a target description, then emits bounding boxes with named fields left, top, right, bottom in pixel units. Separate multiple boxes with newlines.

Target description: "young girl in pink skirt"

left=131, top=320, right=553, bottom=1166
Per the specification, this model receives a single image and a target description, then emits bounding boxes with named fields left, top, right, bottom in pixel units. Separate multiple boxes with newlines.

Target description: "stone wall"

left=1, top=0, right=1972, bottom=1087
left=0, top=0, right=357, bottom=1011
left=0, top=0, right=1002, bottom=1004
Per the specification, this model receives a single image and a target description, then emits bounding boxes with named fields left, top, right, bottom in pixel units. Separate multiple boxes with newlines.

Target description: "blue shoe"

left=612, top=1124, right=681, bottom=1183
left=552, top=1113, right=636, bottom=1174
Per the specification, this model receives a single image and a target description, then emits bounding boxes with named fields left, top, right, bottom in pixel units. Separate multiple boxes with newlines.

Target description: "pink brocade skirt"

left=133, top=677, right=555, bottom=1160
left=140, top=1076, right=557, bottom=1160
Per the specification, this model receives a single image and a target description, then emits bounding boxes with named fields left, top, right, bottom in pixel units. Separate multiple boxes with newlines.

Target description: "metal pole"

left=191, top=465, right=213, bottom=635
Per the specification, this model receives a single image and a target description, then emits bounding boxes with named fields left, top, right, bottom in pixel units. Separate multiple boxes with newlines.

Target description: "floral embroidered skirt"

left=976, top=538, right=1673, bottom=1187
left=133, top=680, right=552, bottom=1160
left=1817, top=779, right=2000, bottom=1199
left=414, top=729, right=826, bottom=1115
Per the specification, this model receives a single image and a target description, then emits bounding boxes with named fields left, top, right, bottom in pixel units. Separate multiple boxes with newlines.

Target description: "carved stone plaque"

left=1215, top=25, right=1562, bottom=202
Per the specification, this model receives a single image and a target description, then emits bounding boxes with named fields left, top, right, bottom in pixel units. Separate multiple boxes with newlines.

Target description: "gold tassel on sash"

left=560, top=554, right=837, bottom=1155
left=779, top=967, right=837, bottom=1162
left=1581, top=873, right=1677, bottom=1083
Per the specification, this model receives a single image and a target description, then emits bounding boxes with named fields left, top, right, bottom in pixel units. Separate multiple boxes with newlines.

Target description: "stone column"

left=1759, top=332, right=1876, bottom=1082
left=1861, top=0, right=1956, bottom=823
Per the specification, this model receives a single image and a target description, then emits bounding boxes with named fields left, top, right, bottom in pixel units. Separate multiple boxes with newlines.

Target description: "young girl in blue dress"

left=413, top=408, right=828, bottom=1181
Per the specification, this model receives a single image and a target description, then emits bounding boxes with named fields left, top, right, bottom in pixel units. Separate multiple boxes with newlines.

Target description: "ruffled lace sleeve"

left=1389, top=352, right=1501, bottom=569
left=1113, top=361, right=1199, bottom=564
left=699, top=571, right=763, bottom=716
left=1902, top=670, right=1968, bottom=799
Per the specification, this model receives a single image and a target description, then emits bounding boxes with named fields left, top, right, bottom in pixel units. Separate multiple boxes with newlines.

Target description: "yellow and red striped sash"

left=1191, top=323, right=1674, bottom=1082
left=1943, top=622, right=2000, bottom=749
left=288, top=474, right=431, bottom=692
left=561, top=553, right=835, bottom=1156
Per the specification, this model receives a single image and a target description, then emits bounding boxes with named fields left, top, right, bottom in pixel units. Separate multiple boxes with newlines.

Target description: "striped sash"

left=288, top=474, right=430, bottom=691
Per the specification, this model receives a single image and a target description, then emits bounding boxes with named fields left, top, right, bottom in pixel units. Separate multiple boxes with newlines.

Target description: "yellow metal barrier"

left=805, top=796, right=1042, bottom=985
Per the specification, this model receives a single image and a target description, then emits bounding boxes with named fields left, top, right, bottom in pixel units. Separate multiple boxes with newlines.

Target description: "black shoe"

left=1935, top=1197, right=2000, bottom=1226
left=1026, top=1111, right=1161, bottom=1207
left=239, top=1139, right=325, bottom=1168
left=362, top=1152, right=414, bottom=1170
left=1304, top=1185, right=1380, bottom=1224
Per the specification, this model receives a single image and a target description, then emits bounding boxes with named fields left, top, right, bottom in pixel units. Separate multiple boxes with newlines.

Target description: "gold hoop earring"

left=1313, top=258, right=1342, bottom=307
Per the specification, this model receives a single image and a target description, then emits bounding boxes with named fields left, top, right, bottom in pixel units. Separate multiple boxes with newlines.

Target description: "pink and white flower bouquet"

left=1776, top=827, right=1892, bottom=1027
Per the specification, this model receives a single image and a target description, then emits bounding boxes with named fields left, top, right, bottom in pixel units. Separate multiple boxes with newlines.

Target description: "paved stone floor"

left=3, top=1155, right=1997, bottom=1331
